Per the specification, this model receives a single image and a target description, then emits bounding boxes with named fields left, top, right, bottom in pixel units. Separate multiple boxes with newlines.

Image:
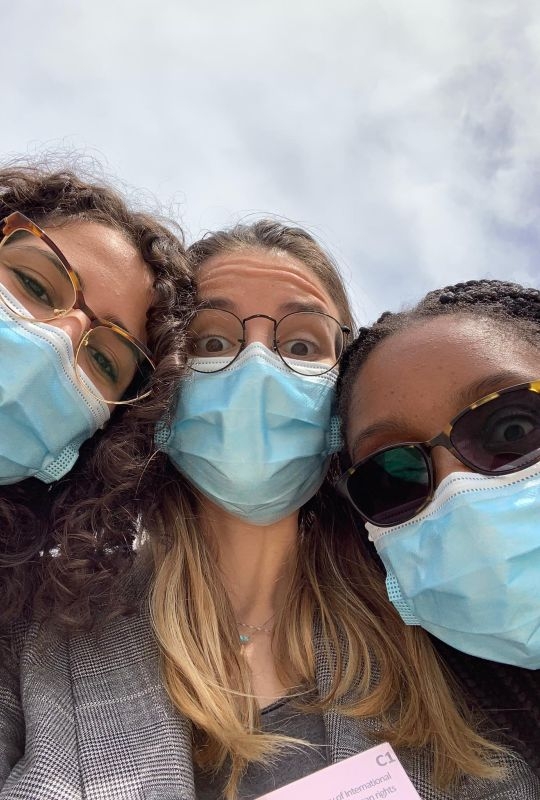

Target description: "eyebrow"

left=105, top=323, right=145, bottom=359
left=9, top=240, right=74, bottom=283
left=100, top=313, right=138, bottom=336
left=10, top=239, right=87, bottom=291
left=451, top=371, right=529, bottom=408
left=279, top=300, right=331, bottom=315
left=197, top=297, right=234, bottom=311
left=197, top=297, right=330, bottom=316
left=350, top=418, right=414, bottom=461
left=71, top=276, right=136, bottom=339
left=11, top=240, right=136, bottom=337
left=349, top=369, right=532, bottom=460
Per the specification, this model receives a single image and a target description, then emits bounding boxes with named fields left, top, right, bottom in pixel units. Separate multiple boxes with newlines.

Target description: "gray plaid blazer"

left=0, top=613, right=538, bottom=800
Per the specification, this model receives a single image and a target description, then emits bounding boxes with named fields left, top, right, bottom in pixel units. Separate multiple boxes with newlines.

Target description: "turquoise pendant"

left=239, top=633, right=250, bottom=644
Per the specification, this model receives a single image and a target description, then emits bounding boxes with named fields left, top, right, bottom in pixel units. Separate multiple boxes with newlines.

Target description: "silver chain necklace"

left=237, top=615, right=275, bottom=644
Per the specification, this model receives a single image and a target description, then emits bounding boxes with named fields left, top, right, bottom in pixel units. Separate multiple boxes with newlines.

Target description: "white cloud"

left=3, top=0, right=539, bottom=324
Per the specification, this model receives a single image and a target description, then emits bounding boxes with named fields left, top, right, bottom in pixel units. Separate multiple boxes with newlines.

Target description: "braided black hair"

left=337, top=279, right=540, bottom=455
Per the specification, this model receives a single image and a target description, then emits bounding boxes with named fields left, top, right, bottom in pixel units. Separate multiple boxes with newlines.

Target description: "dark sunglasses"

left=337, top=379, right=540, bottom=527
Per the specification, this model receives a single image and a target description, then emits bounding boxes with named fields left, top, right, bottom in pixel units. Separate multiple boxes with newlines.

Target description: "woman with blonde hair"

left=1, top=224, right=538, bottom=799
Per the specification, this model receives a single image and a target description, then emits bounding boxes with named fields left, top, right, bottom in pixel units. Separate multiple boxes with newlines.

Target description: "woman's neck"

left=201, top=500, right=298, bottom=625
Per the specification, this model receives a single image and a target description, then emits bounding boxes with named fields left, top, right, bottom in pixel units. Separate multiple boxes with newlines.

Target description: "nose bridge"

left=243, top=314, right=276, bottom=348
left=430, top=437, right=471, bottom=485
left=49, top=308, right=92, bottom=349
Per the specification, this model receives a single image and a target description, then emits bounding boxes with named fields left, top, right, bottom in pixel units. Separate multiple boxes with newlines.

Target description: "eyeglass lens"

left=0, top=229, right=76, bottom=319
left=77, top=329, right=152, bottom=403
left=346, top=385, right=540, bottom=526
left=0, top=228, right=151, bottom=403
left=188, top=309, right=344, bottom=375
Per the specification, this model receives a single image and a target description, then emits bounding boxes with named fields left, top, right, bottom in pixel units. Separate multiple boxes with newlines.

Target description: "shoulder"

left=397, top=748, right=540, bottom=800
left=3, top=609, right=159, bottom=716
left=0, top=617, right=46, bottom=788
left=433, top=639, right=540, bottom=776
left=0, top=609, right=190, bottom=798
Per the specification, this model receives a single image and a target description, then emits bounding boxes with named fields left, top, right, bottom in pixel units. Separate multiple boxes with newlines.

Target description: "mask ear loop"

left=385, top=572, right=421, bottom=625
left=154, top=420, right=170, bottom=448
left=327, top=416, right=343, bottom=453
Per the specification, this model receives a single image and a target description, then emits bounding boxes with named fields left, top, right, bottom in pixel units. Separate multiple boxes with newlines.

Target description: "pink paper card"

left=257, top=742, right=422, bottom=800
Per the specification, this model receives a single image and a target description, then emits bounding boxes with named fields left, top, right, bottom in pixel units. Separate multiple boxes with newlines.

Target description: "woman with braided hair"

left=336, top=278, right=540, bottom=776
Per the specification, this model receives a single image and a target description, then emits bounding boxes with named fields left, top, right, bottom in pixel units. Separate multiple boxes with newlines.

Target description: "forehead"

left=347, top=314, right=540, bottom=451
left=365, top=314, right=537, bottom=374
left=44, top=220, right=148, bottom=278
left=43, top=219, right=153, bottom=340
left=196, top=248, right=341, bottom=319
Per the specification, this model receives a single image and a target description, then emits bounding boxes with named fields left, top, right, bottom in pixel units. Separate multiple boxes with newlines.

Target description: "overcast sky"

left=3, top=0, right=539, bottom=324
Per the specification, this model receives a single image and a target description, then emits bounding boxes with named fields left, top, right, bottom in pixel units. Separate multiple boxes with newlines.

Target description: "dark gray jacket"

left=1, top=614, right=539, bottom=800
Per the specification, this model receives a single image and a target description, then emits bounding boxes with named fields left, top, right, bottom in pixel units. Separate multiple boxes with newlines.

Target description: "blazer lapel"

left=69, top=612, right=196, bottom=800
left=313, top=620, right=380, bottom=765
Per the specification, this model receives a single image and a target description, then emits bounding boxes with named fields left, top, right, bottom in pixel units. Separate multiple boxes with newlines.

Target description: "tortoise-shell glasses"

left=0, top=211, right=154, bottom=404
left=337, top=379, right=540, bottom=526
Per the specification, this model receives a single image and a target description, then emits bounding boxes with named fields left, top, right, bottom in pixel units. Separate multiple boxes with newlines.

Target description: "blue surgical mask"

left=366, top=462, right=540, bottom=669
left=158, top=343, right=342, bottom=525
left=0, top=287, right=110, bottom=484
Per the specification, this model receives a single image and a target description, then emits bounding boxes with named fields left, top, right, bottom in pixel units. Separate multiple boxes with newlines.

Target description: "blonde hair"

left=148, top=477, right=505, bottom=799
left=148, top=224, right=505, bottom=799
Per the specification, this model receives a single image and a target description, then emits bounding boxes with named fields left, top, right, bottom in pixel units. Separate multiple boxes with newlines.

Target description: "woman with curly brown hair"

left=336, top=279, right=540, bottom=778
left=0, top=159, right=193, bottom=627
left=4, top=224, right=538, bottom=799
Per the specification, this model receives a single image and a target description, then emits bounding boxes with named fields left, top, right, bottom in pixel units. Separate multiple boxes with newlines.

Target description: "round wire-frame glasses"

left=187, top=307, right=351, bottom=375
left=0, top=211, right=155, bottom=404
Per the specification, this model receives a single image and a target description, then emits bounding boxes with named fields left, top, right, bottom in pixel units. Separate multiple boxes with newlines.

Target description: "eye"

left=482, top=407, right=539, bottom=450
left=13, top=268, right=54, bottom=307
left=192, top=335, right=237, bottom=356
left=278, top=337, right=320, bottom=358
left=85, top=344, right=119, bottom=385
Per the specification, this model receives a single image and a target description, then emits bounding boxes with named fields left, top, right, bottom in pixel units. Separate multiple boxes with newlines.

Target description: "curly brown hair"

left=0, top=161, right=194, bottom=629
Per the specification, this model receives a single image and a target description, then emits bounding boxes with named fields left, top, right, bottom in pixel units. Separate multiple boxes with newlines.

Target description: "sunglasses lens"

left=451, top=387, right=540, bottom=473
left=347, top=445, right=431, bottom=526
